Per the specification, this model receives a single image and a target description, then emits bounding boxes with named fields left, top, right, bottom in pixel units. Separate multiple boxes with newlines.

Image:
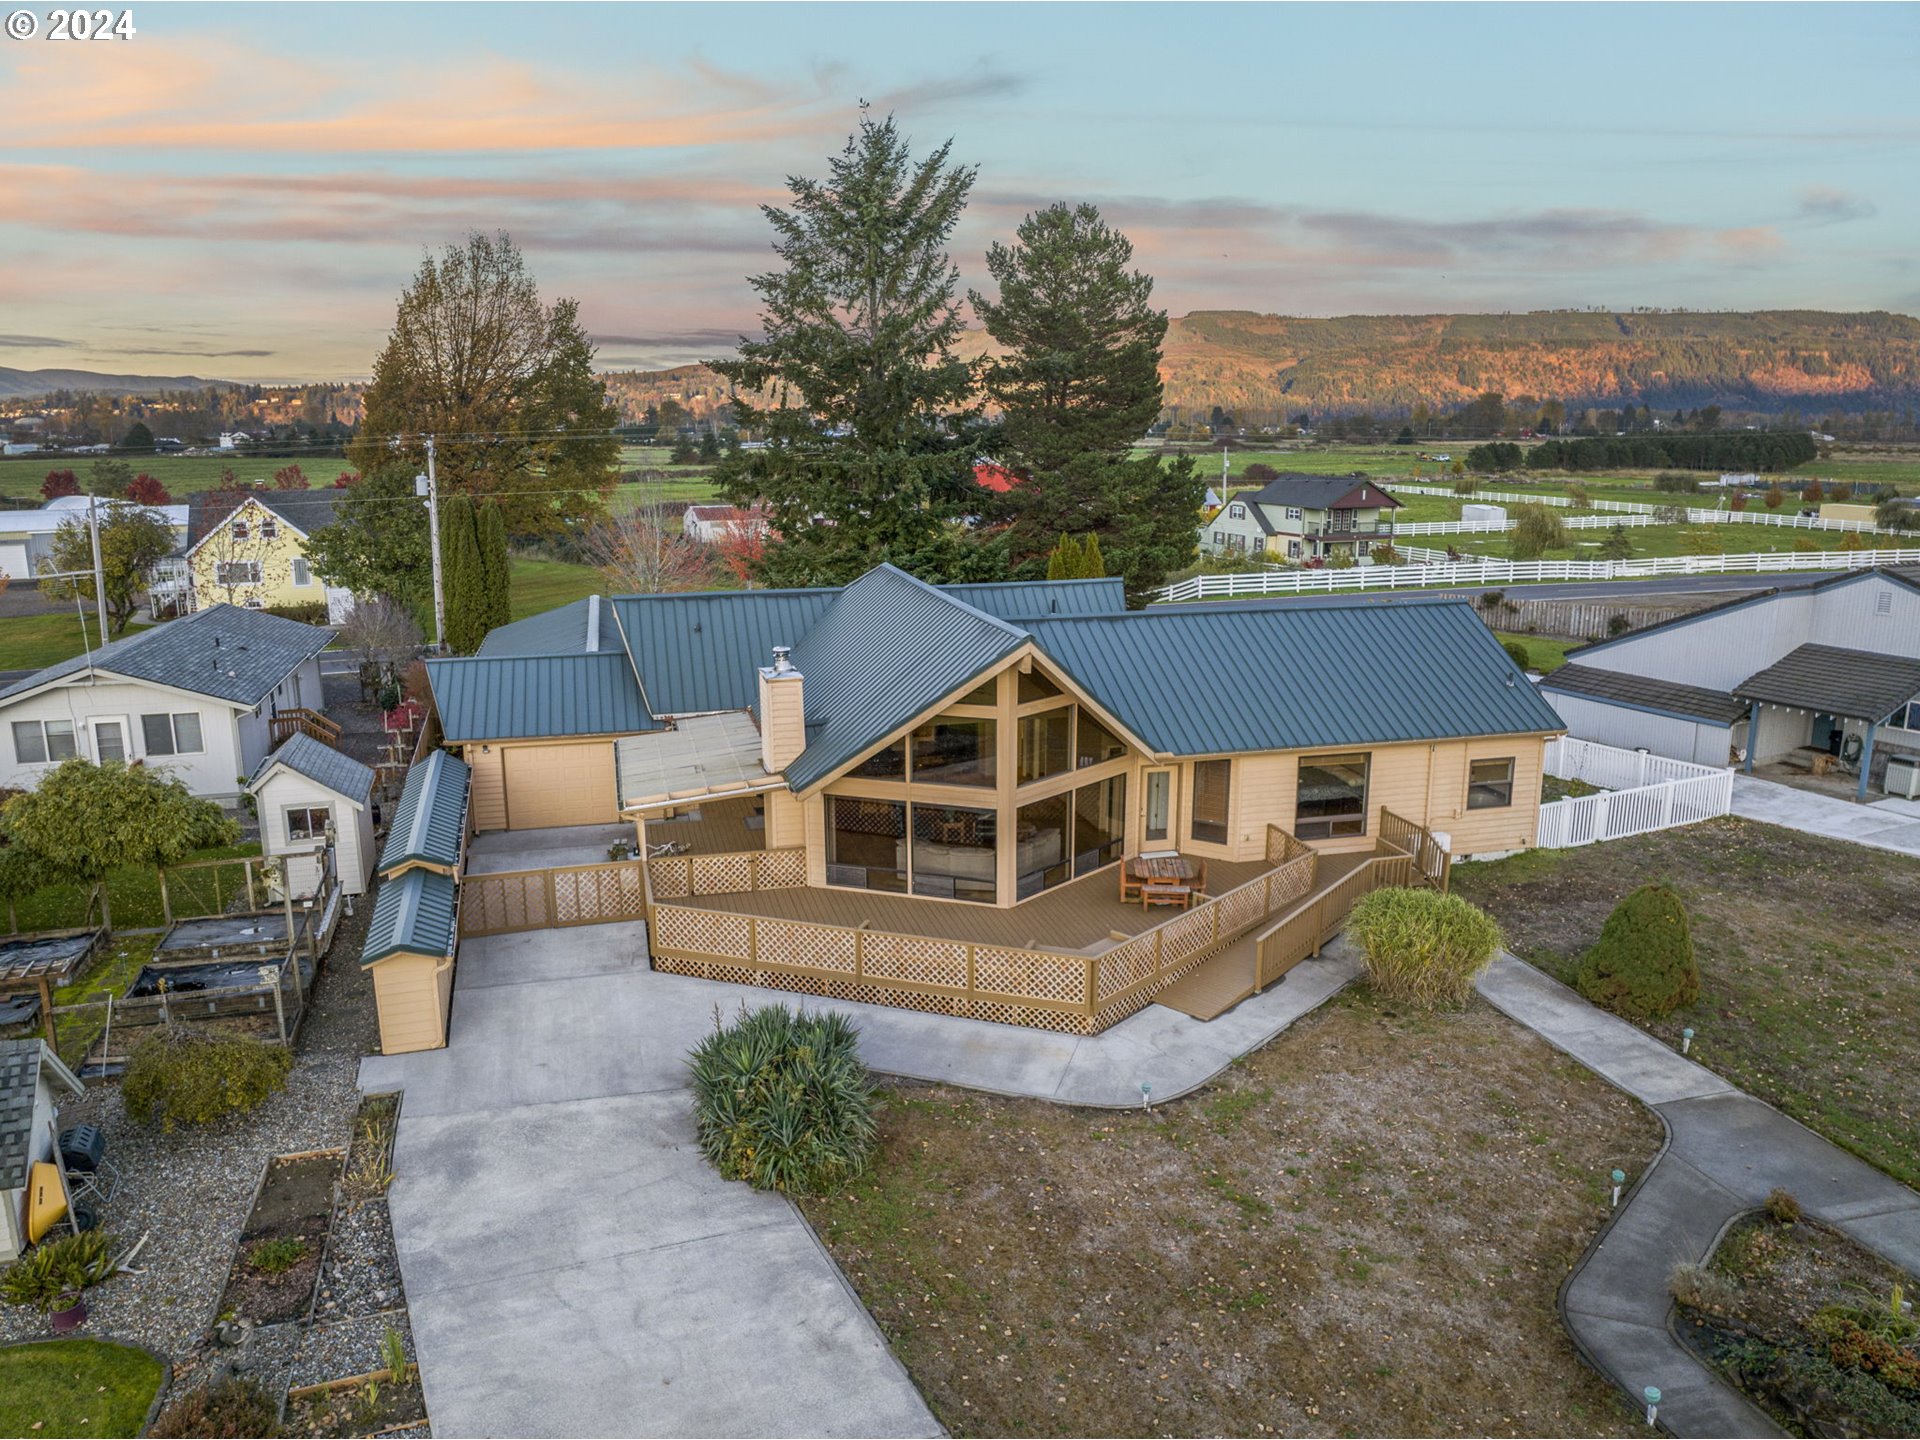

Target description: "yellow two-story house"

left=185, top=489, right=350, bottom=620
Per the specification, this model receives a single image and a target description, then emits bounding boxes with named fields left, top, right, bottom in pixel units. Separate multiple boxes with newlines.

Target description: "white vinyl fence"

left=1384, top=483, right=1885, bottom=534
left=1535, top=737, right=1734, bottom=849
left=1154, top=545, right=1920, bottom=604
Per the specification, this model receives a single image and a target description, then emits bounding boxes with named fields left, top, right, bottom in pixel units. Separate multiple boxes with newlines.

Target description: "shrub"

left=1501, top=639, right=1531, bottom=671
left=1606, top=613, right=1632, bottom=637
left=263, top=601, right=330, bottom=624
left=689, top=1005, right=876, bottom=1196
left=0, top=1230, right=117, bottom=1310
left=149, top=1376, right=280, bottom=1438
left=248, top=1236, right=310, bottom=1274
left=1654, top=471, right=1700, bottom=494
left=1765, top=1186, right=1802, bottom=1224
left=122, top=1031, right=292, bottom=1129
left=1670, top=1261, right=1740, bottom=1313
left=1345, top=887, right=1501, bottom=1010
left=1724, top=1342, right=1920, bottom=1437
left=1574, top=883, right=1700, bottom=1019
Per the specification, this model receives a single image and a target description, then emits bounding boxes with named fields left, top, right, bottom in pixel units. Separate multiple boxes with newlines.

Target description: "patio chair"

left=1119, top=859, right=1146, bottom=903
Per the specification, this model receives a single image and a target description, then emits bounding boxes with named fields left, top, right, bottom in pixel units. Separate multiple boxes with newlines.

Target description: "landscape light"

left=1611, top=1169, right=1627, bottom=1207
left=1643, top=1386, right=1661, bottom=1426
left=1680, top=1027, right=1695, bottom=1055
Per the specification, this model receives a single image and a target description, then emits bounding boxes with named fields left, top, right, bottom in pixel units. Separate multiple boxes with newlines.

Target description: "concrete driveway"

left=359, top=922, right=937, bottom=1439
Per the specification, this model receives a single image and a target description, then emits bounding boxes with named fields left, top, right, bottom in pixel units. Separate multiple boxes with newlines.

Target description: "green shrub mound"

left=122, top=1030, right=292, bottom=1129
left=1574, top=882, right=1700, bottom=1019
left=689, top=1005, right=876, bottom=1196
left=1501, top=639, right=1531, bottom=671
left=1346, top=887, right=1501, bottom=1010
left=149, top=1376, right=280, bottom=1438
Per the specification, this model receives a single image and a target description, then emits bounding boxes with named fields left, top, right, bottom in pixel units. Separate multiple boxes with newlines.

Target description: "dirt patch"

left=285, top=1372, right=426, bottom=1437
left=1676, top=1210, right=1920, bottom=1437
left=798, top=990, right=1659, bottom=1437
left=1450, top=817, right=1920, bottom=1185
left=215, top=1153, right=340, bottom=1326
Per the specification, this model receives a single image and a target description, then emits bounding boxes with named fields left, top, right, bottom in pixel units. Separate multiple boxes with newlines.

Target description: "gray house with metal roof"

left=0, top=604, right=332, bottom=804
left=1538, top=567, right=1920, bottom=795
left=428, top=564, right=1562, bottom=904
left=1200, top=474, right=1402, bottom=564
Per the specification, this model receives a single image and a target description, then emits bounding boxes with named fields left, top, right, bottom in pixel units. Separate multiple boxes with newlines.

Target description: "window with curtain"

left=141, top=712, right=205, bottom=757
left=1190, top=759, right=1231, bottom=845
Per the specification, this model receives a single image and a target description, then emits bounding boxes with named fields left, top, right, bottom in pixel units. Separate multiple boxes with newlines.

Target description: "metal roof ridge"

left=855, top=562, right=1032, bottom=641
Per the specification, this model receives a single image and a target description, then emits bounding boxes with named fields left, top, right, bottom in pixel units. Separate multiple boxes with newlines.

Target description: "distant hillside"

left=0, top=366, right=232, bottom=399
left=601, top=310, right=1920, bottom=421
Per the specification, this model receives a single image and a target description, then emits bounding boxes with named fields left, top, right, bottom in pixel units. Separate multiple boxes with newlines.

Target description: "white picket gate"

left=1535, top=738, right=1734, bottom=849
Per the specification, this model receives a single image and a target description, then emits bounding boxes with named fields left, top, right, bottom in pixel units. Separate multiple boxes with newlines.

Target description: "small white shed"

left=1, top=1038, right=83, bottom=1262
left=1461, top=503, right=1509, bottom=527
left=247, top=734, right=379, bottom=896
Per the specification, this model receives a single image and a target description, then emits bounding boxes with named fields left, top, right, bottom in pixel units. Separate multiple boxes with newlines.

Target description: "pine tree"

left=440, top=494, right=487, bottom=654
left=971, top=203, right=1201, bottom=605
left=711, top=110, right=998, bottom=586
left=475, top=501, right=513, bottom=632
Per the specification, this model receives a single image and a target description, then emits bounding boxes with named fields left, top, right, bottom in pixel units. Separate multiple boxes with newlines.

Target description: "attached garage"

left=501, top=741, right=619, bottom=829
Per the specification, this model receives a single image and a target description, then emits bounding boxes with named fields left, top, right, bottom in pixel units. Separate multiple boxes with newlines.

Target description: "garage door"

left=0, top=542, right=30, bottom=582
left=502, top=742, right=618, bottom=829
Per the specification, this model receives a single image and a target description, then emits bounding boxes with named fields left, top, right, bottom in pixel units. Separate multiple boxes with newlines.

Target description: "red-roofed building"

left=972, top=462, right=1022, bottom=495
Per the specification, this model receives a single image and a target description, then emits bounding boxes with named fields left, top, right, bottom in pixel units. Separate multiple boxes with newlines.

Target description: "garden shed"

left=360, top=749, right=470, bottom=1053
left=248, top=733, right=378, bottom=895
left=0, top=1037, right=83, bottom=1262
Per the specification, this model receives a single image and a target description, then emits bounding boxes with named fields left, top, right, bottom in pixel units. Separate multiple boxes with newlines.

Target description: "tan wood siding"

left=466, top=745, right=506, bottom=832
left=370, top=952, right=449, bottom=1054
left=501, top=741, right=619, bottom=828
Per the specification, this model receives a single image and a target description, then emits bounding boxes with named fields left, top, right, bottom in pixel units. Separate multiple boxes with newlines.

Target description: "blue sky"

left=1, top=2, right=1914, bottom=381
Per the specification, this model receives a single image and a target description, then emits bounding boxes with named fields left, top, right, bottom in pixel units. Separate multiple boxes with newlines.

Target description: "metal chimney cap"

left=771, top=645, right=794, bottom=674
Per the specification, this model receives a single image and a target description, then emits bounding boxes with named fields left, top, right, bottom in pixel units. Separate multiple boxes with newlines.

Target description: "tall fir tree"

left=711, top=110, right=1004, bottom=586
left=475, top=501, right=513, bottom=632
left=972, top=203, right=1201, bottom=605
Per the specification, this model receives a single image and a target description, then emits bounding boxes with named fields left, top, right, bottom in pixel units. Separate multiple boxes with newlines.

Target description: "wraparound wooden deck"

left=687, top=855, right=1275, bottom=954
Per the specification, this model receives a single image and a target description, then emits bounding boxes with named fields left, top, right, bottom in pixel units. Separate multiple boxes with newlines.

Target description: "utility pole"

left=86, top=492, right=109, bottom=647
left=416, top=436, right=446, bottom=651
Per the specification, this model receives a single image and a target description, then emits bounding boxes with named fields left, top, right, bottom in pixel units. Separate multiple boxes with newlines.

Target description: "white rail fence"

left=1154, top=545, right=1920, bottom=604
left=1393, top=507, right=1884, bottom=538
left=1535, top=738, right=1734, bottom=849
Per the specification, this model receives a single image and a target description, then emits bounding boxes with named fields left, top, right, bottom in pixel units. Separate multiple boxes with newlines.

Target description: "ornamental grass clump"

left=689, top=1004, right=875, bottom=1196
left=122, top=1030, right=292, bottom=1129
left=1574, top=882, right=1700, bottom=1019
left=1345, top=886, right=1501, bottom=1010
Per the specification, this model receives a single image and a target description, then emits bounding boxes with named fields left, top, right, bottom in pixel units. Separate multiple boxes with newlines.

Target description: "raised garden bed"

left=1674, top=1203, right=1920, bottom=1437
left=285, top=1363, right=426, bottom=1438
left=214, top=1150, right=342, bottom=1328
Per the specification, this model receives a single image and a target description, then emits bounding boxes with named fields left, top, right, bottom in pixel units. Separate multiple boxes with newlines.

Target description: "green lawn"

left=1496, top=631, right=1573, bottom=672
left=0, top=612, right=115, bottom=671
left=0, top=452, right=350, bottom=501
left=508, top=555, right=603, bottom=620
left=1451, top=819, right=1920, bottom=1187
left=0, top=1339, right=166, bottom=1438
left=8, top=842, right=261, bottom=933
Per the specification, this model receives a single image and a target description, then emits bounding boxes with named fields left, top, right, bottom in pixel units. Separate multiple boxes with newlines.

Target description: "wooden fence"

left=459, top=859, right=648, bottom=937
left=1252, top=852, right=1415, bottom=990
left=650, top=830, right=1320, bottom=1036
left=646, top=847, right=807, bottom=902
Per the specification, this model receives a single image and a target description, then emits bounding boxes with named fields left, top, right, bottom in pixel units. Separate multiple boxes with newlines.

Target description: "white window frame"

left=217, top=559, right=264, bottom=586
left=87, top=715, right=130, bottom=765
left=141, top=711, right=205, bottom=757
left=11, top=718, right=77, bottom=766
left=1285, top=506, right=1303, bottom=521
left=232, top=517, right=250, bottom=540
left=261, top=517, right=279, bottom=541
left=285, top=805, right=332, bottom=843
left=1228, top=503, right=1245, bottom=519
left=291, top=556, right=312, bottom=587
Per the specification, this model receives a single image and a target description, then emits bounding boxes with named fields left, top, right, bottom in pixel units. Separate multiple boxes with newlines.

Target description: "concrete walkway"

left=1478, top=953, right=1920, bottom=1438
left=1731, top=773, right=1920, bottom=858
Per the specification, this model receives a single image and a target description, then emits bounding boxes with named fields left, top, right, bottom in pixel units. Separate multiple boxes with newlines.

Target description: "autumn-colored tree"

left=124, top=473, right=172, bottom=505
left=585, top=497, right=711, bottom=593
left=1729, top=492, right=1747, bottom=511
left=714, top=519, right=767, bottom=586
left=273, top=464, right=310, bottom=490
left=41, top=469, right=80, bottom=501
left=1763, top=484, right=1785, bottom=510
left=1830, top=483, right=1853, bottom=501
left=1800, top=479, right=1825, bottom=503
left=333, top=471, right=358, bottom=488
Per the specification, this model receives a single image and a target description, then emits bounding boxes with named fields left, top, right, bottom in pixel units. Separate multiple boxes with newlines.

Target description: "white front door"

left=89, top=716, right=128, bottom=764
left=1143, top=767, right=1176, bottom=847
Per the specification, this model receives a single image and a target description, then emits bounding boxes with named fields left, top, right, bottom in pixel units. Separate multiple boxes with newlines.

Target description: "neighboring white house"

left=682, top=503, right=771, bottom=545
left=248, top=732, right=378, bottom=896
left=1538, top=567, right=1920, bottom=795
left=1200, top=474, right=1402, bottom=564
left=0, top=1038, right=84, bottom=1263
left=0, top=498, right=189, bottom=584
left=0, top=605, right=333, bottom=805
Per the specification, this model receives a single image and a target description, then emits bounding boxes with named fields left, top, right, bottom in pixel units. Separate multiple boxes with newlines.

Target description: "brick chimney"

left=758, top=646, right=805, bottom=774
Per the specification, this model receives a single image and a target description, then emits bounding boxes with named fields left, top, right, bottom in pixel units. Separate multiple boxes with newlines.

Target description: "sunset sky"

left=1, top=1, right=1914, bottom=382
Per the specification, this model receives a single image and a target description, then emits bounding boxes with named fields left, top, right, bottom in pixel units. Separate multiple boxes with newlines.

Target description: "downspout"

left=1857, top=721, right=1878, bottom=802
left=1744, top=700, right=1761, bottom=773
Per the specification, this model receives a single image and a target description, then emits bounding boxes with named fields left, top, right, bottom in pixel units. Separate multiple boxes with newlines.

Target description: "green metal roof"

left=942, top=578, right=1128, bottom=620
left=610, top=589, right=839, bottom=716
left=0, top=603, right=331, bottom=706
left=784, top=566, right=1029, bottom=792
left=1026, top=596, right=1566, bottom=756
left=359, top=868, right=457, bottom=967
left=475, top=596, right=623, bottom=658
left=379, top=749, right=469, bottom=875
left=248, top=732, right=376, bottom=802
left=426, top=652, right=656, bottom=743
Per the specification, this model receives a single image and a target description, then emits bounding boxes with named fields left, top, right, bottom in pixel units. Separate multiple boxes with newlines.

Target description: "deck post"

left=748, top=916, right=759, bottom=972
left=1857, top=722, right=1878, bottom=802
left=158, top=870, right=171, bottom=927
left=543, top=868, right=558, bottom=927
left=965, top=945, right=977, bottom=1006
left=1083, top=954, right=1096, bottom=1019
left=37, top=976, right=54, bottom=1045
left=853, top=929, right=864, bottom=984
left=246, top=860, right=258, bottom=912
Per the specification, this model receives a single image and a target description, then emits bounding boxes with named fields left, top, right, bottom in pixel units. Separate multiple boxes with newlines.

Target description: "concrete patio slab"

left=1730, top=775, right=1920, bottom=858
left=465, top=823, right=634, bottom=874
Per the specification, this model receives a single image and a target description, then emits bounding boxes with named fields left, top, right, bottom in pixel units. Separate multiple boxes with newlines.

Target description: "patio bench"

left=1140, top=882, right=1195, bottom=911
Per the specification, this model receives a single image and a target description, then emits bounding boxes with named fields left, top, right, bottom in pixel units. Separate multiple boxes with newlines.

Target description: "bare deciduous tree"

left=585, top=496, right=712, bottom=594
left=337, top=593, right=423, bottom=672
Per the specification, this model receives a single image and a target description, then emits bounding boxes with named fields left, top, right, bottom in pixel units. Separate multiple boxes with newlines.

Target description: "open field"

left=1451, top=818, right=1920, bottom=1187
left=0, top=609, right=117, bottom=671
left=507, top=554, right=603, bottom=619
left=799, top=988, right=1657, bottom=1438
left=0, top=451, right=351, bottom=501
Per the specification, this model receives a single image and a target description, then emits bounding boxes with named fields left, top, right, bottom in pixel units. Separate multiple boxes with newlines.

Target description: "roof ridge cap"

left=860, top=564, right=1030, bottom=640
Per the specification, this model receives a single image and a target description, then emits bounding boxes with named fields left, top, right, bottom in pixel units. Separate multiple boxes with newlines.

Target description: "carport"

left=1734, top=643, right=1920, bottom=799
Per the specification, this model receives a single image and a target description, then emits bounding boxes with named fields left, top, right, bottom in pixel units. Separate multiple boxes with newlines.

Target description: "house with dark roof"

left=184, top=488, right=352, bottom=619
left=1200, top=473, right=1402, bottom=564
left=1538, top=567, right=1920, bottom=798
left=0, top=604, right=333, bottom=804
